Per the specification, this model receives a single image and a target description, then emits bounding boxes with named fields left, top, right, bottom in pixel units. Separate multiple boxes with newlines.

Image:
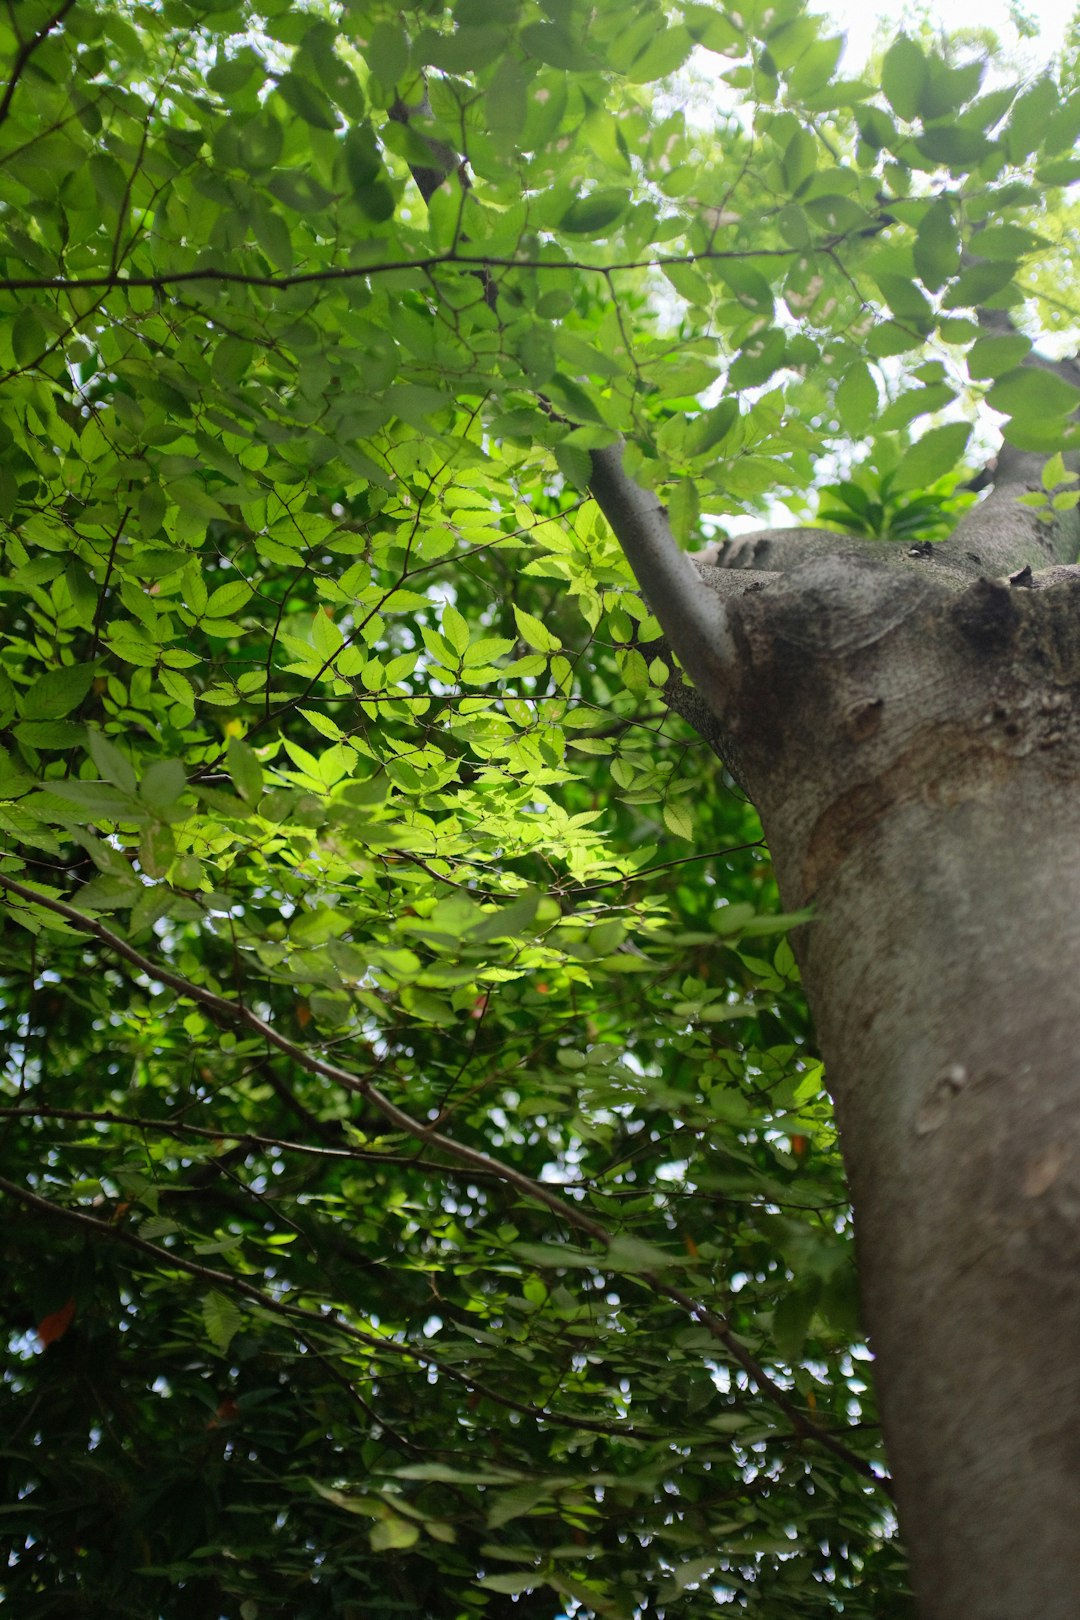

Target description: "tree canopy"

left=1, top=0, right=1078, bottom=1615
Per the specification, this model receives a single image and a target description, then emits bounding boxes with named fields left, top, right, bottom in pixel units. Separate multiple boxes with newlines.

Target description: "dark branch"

left=0, top=245, right=810, bottom=297
left=0, top=0, right=76, bottom=130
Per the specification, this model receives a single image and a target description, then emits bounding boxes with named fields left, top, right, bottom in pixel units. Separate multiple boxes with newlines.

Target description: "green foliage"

left=1, top=0, right=1076, bottom=1614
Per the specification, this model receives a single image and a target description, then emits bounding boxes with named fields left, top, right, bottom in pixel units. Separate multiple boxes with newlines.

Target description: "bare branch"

left=0, top=246, right=808, bottom=298
left=588, top=443, right=738, bottom=717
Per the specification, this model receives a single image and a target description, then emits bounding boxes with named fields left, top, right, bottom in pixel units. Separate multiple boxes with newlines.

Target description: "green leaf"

left=370, top=1515, right=420, bottom=1551
left=873, top=273, right=932, bottom=325
left=276, top=72, right=338, bottom=130
left=729, top=327, right=785, bottom=389
left=14, top=720, right=85, bottom=749
left=913, top=199, right=960, bottom=292
left=441, top=604, right=470, bottom=656
left=20, top=665, right=95, bottom=721
left=11, top=307, right=46, bottom=367
left=877, top=382, right=954, bottom=432
left=987, top=367, right=1080, bottom=421
left=606, top=1234, right=680, bottom=1271
left=970, top=223, right=1047, bottom=262
left=836, top=363, right=878, bottom=436
left=967, top=334, right=1032, bottom=381
left=364, top=21, right=410, bottom=85
left=1041, top=452, right=1078, bottom=491
left=202, top=1290, right=243, bottom=1354
left=663, top=801, right=693, bottom=840
left=1004, top=77, right=1058, bottom=162
left=914, top=125, right=992, bottom=167
left=554, top=441, right=592, bottom=491
left=892, top=422, right=972, bottom=491
left=941, top=259, right=1016, bottom=310
left=139, top=821, right=175, bottom=877
left=521, top=21, right=600, bottom=70
left=686, top=398, right=739, bottom=455
left=205, top=580, right=253, bottom=618
left=881, top=36, right=927, bottom=122
left=226, top=741, right=263, bottom=803
left=557, top=189, right=630, bottom=236
left=478, top=1573, right=541, bottom=1595
left=139, top=759, right=187, bottom=816
left=626, top=23, right=693, bottom=82
left=512, top=605, right=560, bottom=654
left=86, top=727, right=138, bottom=794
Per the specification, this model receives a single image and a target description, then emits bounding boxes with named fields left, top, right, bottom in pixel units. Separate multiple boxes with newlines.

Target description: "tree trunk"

left=724, top=551, right=1080, bottom=1619
left=591, top=440, right=1080, bottom=1618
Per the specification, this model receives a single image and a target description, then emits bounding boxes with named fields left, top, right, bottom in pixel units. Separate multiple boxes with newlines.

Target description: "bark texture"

left=721, top=555, right=1080, bottom=1619
left=592, top=433, right=1080, bottom=1618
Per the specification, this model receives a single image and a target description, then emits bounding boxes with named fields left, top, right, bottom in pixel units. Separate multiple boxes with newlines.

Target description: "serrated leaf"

left=139, top=821, right=175, bottom=877
left=1004, top=76, right=1058, bottom=162
left=1042, top=452, right=1078, bottom=491
left=554, top=441, right=592, bottom=491
left=606, top=1234, right=679, bottom=1272
left=206, top=580, right=253, bottom=618
left=202, top=1289, right=243, bottom=1353
left=686, top=398, right=738, bottom=456
left=663, top=801, right=693, bottom=840
left=619, top=647, right=650, bottom=694
left=276, top=71, right=338, bottom=130
left=441, top=604, right=470, bottom=655
left=512, top=605, right=560, bottom=653
left=486, top=1483, right=552, bottom=1528
left=970, top=223, right=1047, bottom=262
left=478, top=1573, right=541, bottom=1595
left=667, top=480, right=700, bottom=545
left=299, top=707, right=346, bottom=741
left=20, top=665, right=95, bottom=720
left=160, top=669, right=195, bottom=707
left=729, top=328, right=785, bottom=390
left=14, top=720, right=85, bottom=749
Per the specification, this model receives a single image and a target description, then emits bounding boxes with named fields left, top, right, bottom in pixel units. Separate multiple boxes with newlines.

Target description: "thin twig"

left=0, top=0, right=76, bottom=130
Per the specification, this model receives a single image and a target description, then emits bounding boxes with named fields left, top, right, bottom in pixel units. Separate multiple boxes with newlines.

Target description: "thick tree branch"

left=949, top=440, right=1080, bottom=571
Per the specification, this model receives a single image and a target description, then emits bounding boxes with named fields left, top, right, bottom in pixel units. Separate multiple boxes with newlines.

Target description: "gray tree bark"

left=590, top=433, right=1080, bottom=1620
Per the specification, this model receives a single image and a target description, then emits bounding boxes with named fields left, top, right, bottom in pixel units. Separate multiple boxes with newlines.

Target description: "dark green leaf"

left=558, top=189, right=630, bottom=235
